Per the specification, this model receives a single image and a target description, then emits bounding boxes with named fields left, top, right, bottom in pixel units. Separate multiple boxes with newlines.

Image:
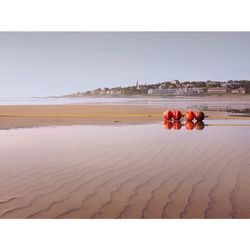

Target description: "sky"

left=0, top=32, right=250, bottom=97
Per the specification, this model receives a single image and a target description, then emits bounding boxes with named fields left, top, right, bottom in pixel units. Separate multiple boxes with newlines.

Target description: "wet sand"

left=0, top=104, right=163, bottom=129
left=0, top=122, right=250, bottom=218
left=0, top=104, right=232, bottom=130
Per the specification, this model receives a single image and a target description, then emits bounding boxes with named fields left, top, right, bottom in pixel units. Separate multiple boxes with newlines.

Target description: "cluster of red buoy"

left=163, top=110, right=205, bottom=121
left=163, top=110, right=205, bottom=130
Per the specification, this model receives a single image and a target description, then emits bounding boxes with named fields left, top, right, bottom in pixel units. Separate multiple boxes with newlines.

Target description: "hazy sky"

left=0, top=32, right=250, bottom=97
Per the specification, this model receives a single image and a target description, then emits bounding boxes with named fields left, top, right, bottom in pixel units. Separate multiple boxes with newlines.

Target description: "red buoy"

left=173, top=110, right=182, bottom=120
left=173, top=120, right=182, bottom=130
left=195, top=111, right=205, bottom=121
left=185, top=121, right=195, bottom=130
left=185, top=111, right=195, bottom=121
left=163, top=120, right=173, bottom=129
left=163, top=110, right=173, bottom=120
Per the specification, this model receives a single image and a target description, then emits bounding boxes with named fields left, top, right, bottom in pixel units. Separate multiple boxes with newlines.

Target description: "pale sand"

left=0, top=123, right=249, bottom=218
left=0, top=104, right=232, bottom=130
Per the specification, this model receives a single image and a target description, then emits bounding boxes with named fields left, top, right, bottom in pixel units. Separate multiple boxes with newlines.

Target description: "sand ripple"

left=0, top=123, right=250, bottom=218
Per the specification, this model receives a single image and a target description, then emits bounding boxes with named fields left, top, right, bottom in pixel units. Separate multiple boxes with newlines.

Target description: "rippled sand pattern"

left=0, top=122, right=250, bottom=218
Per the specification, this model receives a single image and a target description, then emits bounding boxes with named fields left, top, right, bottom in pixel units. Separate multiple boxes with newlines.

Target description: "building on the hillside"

left=221, top=83, right=230, bottom=87
left=186, top=83, right=194, bottom=88
left=170, top=80, right=180, bottom=85
left=184, top=87, right=205, bottom=95
left=109, top=89, right=122, bottom=95
left=206, top=80, right=218, bottom=86
left=207, top=87, right=228, bottom=94
left=148, top=86, right=205, bottom=96
left=159, top=83, right=168, bottom=89
left=195, top=87, right=205, bottom=94
left=91, top=89, right=99, bottom=94
left=231, top=82, right=241, bottom=86
left=231, top=87, right=246, bottom=94
left=99, top=89, right=108, bottom=95
left=148, top=88, right=180, bottom=95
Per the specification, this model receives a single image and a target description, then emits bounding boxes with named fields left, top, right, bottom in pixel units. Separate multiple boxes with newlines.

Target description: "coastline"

left=60, top=94, right=250, bottom=99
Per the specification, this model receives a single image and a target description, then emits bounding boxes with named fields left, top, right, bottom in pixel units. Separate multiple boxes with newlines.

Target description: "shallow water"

left=0, top=121, right=250, bottom=218
left=1, top=96, right=250, bottom=112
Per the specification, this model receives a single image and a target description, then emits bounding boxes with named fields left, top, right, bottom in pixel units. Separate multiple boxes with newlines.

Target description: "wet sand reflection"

left=0, top=121, right=250, bottom=218
left=164, top=120, right=205, bottom=130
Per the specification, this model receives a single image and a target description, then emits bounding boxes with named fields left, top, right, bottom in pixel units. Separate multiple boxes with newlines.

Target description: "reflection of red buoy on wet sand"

left=173, top=110, right=182, bottom=120
left=195, top=121, right=205, bottom=130
left=173, top=120, right=182, bottom=130
left=185, top=121, right=195, bottom=130
left=163, top=120, right=205, bottom=130
left=163, top=110, right=173, bottom=120
left=163, top=120, right=173, bottom=129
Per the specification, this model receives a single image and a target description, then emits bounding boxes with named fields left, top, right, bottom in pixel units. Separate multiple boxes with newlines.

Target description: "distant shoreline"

left=59, top=94, right=250, bottom=99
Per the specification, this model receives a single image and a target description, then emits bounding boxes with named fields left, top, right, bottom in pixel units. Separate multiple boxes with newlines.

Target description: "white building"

left=148, top=88, right=180, bottom=95
left=206, top=80, right=218, bottom=86
left=231, top=87, right=246, bottom=94
left=110, top=89, right=122, bottom=95
left=159, top=83, right=168, bottom=89
left=208, top=87, right=228, bottom=94
left=184, top=87, right=205, bottom=95
left=170, top=80, right=180, bottom=85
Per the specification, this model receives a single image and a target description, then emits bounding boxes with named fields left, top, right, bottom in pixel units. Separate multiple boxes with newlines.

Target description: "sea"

left=0, top=96, right=250, bottom=112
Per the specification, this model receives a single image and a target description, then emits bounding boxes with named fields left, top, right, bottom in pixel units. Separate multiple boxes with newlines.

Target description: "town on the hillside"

left=64, top=80, right=250, bottom=97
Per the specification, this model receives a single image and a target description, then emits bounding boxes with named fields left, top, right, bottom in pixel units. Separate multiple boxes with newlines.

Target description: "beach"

left=0, top=122, right=250, bottom=218
left=0, top=97, right=250, bottom=218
